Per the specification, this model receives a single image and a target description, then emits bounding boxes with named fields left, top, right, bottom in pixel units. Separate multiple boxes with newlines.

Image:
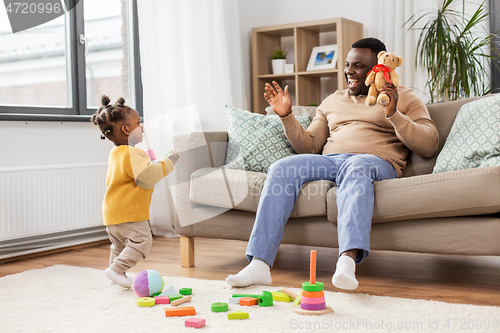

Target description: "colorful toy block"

left=239, top=297, right=258, bottom=306
left=167, top=294, right=183, bottom=302
left=300, top=296, right=326, bottom=305
left=258, top=291, right=273, bottom=307
left=161, top=285, right=176, bottom=296
left=292, top=290, right=302, bottom=307
left=301, top=281, right=324, bottom=292
left=272, top=291, right=293, bottom=302
left=154, top=296, right=170, bottom=304
left=179, top=288, right=192, bottom=295
left=185, top=318, right=205, bottom=329
left=165, top=306, right=196, bottom=317
left=171, top=296, right=192, bottom=307
left=232, top=293, right=259, bottom=298
left=228, top=311, right=249, bottom=320
left=300, top=302, right=327, bottom=311
left=211, top=302, right=229, bottom=312
left=229, top=297, right=244, bottom=304
left=279, top=288, right=297, bottom=300
left=301, top=290, right=324, bottom=298
left=136, top=297, right=155, bottom=307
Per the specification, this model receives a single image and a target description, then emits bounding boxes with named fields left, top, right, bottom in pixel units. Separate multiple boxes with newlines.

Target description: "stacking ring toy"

left=179, top=288, right=192, bottom=295
left=211, top=302, right=229, bottom=312
left=301, top=281, right=324, bottom=292
left=137, top=297, right=155, bottom=307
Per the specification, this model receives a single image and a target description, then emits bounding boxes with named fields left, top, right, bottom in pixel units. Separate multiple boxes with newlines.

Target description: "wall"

left=0, top=121, right=112, bottom=169
left=2, top=1, right=379, bottom=169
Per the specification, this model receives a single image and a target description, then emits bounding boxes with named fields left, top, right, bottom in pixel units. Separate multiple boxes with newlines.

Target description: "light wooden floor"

left=2, top=237, right=500, bottom=307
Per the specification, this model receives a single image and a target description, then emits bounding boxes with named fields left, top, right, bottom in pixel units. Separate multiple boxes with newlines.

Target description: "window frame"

left=0, top=0, right=143, bottom=122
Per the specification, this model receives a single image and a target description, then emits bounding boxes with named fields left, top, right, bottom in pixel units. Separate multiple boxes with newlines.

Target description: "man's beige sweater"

left=280, top=87, right=439, bottom=177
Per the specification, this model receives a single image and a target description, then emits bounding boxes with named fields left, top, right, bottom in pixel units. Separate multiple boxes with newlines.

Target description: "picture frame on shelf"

left=306, top=44, right=338, bottom=71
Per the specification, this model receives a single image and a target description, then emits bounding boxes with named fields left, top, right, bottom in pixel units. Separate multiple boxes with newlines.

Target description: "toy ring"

left=211, top=302, right=229, bottom=312
left=137, top=297, right=155, bottom=307
left=301, top=281, right=324, bottom=292
left=179, top=288, right=192, bottom=295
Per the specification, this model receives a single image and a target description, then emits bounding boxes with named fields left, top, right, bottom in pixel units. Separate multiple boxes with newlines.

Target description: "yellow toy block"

left=272, top=291, right=292, bottom=302
left=228, top=311, right=249, bottom=320
left=292, top=290, right=302, bottom=307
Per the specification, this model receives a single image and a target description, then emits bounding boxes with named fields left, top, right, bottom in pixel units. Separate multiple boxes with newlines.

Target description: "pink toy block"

left=154, top=296, right=170, bottom=304
left=185, top=318, right=206, bottom=328
left=300, top=296, right=326, bottom=305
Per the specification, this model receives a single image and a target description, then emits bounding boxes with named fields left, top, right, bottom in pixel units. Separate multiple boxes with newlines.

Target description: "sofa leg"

left=180, top=236, right=195, bottom=267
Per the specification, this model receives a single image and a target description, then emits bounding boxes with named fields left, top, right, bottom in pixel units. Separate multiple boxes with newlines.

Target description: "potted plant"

left=406, top=0, right=500, bottom=102
left=271, top=48, right=288, bottom=75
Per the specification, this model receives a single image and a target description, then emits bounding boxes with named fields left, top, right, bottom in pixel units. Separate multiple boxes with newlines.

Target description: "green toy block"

left=167, top=294, right=183, bottom=302
left=228, top=311, right=249, bottom=320
left=272, top=291, right=293, bottom=302
left=211, top=302, right=229, bottom=312
left=258, top=291, right=273, bottom=307
left=302, top=281, right=324, bottom=292
left=232, top=293, right=259, bottom=298
left=179, top=288, right=192, bottom=295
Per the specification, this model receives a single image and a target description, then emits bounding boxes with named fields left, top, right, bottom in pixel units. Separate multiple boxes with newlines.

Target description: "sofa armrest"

left=173, top=131, right=228, bottom=236
left=173, top=131, right=228, bottom=184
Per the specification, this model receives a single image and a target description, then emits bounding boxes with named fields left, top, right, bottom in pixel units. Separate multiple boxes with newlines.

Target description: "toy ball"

left=133, top=270, right=164, bottom=297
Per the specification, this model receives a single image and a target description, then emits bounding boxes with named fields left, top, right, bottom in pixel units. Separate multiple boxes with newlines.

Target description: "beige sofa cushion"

left=190, top=167, right=334, bottom=218
left=327, top=166, right=500, bottom=223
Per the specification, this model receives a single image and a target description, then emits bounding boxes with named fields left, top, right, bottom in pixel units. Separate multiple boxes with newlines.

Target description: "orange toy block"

left=165, top=306, right=196, bottom=317
left=239, top=297, right=258, bottom=306
left=301, top=290, right=324, bottom=298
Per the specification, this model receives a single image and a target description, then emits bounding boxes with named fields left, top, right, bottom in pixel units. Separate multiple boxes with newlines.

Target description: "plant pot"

left=272, top=59, right=286, bottom=75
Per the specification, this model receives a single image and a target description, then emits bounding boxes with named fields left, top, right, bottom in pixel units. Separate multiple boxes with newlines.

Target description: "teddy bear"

left=365, top=51, right=403, bottom=106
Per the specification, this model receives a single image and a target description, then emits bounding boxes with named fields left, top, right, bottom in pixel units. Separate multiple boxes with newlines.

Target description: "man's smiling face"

left=344, top=48, right=378, bottom=96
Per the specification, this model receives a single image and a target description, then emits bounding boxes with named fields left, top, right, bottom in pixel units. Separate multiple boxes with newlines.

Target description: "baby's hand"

left=165, top=150, right=180, bottom=166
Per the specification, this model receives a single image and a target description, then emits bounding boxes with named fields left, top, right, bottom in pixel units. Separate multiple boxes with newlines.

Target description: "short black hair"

left=352, top=37, right=387, bottom=55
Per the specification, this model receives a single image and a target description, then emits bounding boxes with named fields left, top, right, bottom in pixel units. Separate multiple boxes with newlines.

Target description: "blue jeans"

left=245, top=153, right=398, bottom=267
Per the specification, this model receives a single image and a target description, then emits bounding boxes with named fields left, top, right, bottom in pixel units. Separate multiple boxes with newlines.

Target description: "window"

left=0, top=0, right=142, bottom=121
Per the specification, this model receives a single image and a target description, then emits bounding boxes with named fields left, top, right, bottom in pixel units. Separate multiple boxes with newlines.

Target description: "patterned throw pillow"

left=433, top=93, right=500, bottom=173
left=223, top=105, right=311, bottom=173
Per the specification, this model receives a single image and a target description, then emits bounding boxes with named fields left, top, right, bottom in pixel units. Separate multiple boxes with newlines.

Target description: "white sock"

left=109, top=272, right=129, bottom=285
left=105, top=268, right=133, bottom=288
left=332, top=255, right=359, bottom=290
left=225, top=257, right=272, bottom=287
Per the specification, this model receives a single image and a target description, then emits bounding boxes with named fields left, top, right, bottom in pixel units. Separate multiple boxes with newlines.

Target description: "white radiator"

left=0, top=163, right=109, bottom=259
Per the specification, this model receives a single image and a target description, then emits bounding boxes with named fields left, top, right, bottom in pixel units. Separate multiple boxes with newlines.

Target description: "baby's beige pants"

left=106, top=220, right=153, bottom=274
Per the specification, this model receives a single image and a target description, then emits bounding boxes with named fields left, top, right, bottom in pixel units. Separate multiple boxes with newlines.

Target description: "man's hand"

left=264, top=81, right=292, bottom=117
left=378, top=83, right=399, bottom=117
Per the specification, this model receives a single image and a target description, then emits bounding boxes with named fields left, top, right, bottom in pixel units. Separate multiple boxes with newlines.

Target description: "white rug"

left=0, top=265, right=499, bottom=333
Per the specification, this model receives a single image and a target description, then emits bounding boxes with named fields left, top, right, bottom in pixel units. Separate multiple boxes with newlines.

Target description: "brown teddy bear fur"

left=365, top=51, right=403, bottom=106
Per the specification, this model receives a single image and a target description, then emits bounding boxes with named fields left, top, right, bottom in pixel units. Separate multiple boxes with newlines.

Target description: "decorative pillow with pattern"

left=223, top=105, right=311, bottom=173
left=433, top=93, right=500, bottom=173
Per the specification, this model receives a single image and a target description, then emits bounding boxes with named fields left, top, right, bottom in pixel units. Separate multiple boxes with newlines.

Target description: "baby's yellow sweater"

left=103, top=145, right=174, bottom=226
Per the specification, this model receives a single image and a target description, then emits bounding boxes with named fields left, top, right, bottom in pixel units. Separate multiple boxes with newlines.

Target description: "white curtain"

left=136, top=0, right=245, bottom=235
left=377, top=0, right=438, bottom=101
left=377, top=0, right=490, bottom=102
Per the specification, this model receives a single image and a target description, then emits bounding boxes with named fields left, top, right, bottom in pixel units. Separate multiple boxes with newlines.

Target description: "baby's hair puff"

left=91, top=95, right=134, bottom=140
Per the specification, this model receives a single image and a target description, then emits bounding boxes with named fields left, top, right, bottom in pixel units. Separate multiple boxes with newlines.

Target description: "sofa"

left=173, top=96, right=500, bottom=267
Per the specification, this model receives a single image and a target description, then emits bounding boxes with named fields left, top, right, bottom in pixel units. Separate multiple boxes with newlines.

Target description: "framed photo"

left=306, top=44, right=338, bottom=71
